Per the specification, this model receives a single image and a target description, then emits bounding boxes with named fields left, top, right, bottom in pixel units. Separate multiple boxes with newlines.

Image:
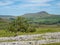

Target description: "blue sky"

left=0, top=0, right=60, bottom=16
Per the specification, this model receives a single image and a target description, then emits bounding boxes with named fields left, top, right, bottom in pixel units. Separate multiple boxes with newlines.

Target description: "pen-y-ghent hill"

left=22, top=11, right=60, bottom=25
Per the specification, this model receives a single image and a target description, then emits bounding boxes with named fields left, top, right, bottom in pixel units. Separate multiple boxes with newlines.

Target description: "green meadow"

left=0, top=25, right=60, bottom=37
left=42, top=43, right=60, bottom=45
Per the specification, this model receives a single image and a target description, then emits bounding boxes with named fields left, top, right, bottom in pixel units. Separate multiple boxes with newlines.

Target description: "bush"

left=8, top=16, right=36, bottom=35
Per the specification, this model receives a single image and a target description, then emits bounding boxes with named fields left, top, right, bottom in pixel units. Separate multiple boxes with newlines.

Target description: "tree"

left=8, top=16, right=36, bottom=36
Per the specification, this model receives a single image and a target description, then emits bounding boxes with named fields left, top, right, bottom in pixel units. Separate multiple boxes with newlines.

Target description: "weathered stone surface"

left=0, top=39, right=60, bottom=45
left=0, top=32, right=60, bottom=45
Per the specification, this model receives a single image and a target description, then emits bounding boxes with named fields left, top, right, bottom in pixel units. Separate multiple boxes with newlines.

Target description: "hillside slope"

left=22, top=11, right=60, bottom=24
left=0, top=15, right=15, bottom=30
left=0, top=18, right=9, bottom=30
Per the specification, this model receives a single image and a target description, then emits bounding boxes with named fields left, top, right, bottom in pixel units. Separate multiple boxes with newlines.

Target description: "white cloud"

left=26, top=0, right=53, bottom=3
left=20, top=3, right=51, bottom=8
left=0, top=0, right=23, bottom=6
left=0, top=0, right=53, bottom=6
left=0, top=0, right=14, bottom=6
left=20, top=0, right=53, bottom=7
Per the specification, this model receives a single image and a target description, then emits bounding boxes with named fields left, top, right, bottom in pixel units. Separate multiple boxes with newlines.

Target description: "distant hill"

left=0, top=15, right=15, bottom=20
left=0, top=15, right=13, bottom=17
left=0, top=18, right=9, bottom=30
left=22, top=11, right=60, bottom=24
left=22, top=11, right=51, bottom=18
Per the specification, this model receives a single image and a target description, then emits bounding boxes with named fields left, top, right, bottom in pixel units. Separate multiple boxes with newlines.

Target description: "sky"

left=0, top=0, right=60, bottom=16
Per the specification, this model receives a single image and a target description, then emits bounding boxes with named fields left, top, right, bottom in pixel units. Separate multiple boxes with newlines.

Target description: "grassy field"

left=0, top=25, right=60, bottom=37
left=42, top=43, right=60, bottom=45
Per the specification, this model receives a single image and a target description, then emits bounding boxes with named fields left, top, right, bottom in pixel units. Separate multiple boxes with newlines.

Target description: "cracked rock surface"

left=0, top=32, right=60, bottom=45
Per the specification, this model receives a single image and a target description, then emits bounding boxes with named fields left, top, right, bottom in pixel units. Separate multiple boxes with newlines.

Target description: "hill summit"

left=22, top=11, right=50, bottom=18
left=37, top=11, right=48, bottom=14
